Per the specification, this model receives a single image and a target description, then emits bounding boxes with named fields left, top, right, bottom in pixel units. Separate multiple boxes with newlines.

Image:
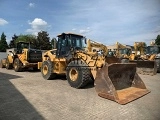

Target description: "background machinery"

left=129, top=42, right=157, bottom=75
left=145, top=44, right=160, bottom=72
left=112, top=42, right=157, bottom=75
left=38, top=32, right=150, bottom=105
left=115, top=42, right=132, bottom=62
left=0, top=41, right=42, bottom=72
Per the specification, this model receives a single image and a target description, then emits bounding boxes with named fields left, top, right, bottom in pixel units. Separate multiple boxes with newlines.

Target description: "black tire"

left=14, top=58, right=23, bottom=72
left=155, top=58, right=160, bottom=73
left=33, top=66, right=39, bottom=71
left=0, top=59, right=6, bottom=68
left=5, top=58, right=13, bottom=69
left=41, top=60, right=56, bottom=80
left=66, top=60, right=92, bottom=88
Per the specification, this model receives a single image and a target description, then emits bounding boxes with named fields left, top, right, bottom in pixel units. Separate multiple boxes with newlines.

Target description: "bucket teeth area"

left=94, top=63, right=150, bottom=104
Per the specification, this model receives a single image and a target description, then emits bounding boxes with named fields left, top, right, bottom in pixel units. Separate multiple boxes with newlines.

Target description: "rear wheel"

left=14, top=58, right=23, bottom=72
left=41, top=60, right=56, bottom=80
left=66, top=60, right=92, bottom=88
left=5, top=58, right=13, bottom=69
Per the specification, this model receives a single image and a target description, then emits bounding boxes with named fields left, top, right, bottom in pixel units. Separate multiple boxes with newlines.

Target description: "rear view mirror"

left=85, top=38, right=87, bottom=44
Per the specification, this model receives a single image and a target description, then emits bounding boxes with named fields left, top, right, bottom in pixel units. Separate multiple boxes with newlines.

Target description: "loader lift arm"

left=133, top=42, right=146, bottom=57
left=115, top=42, right=132, bottom=59
left=86, top=39, right=108, bottom=56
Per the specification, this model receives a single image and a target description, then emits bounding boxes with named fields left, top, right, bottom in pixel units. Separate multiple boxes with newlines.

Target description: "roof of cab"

left=57, top=32, right=84, bottom=37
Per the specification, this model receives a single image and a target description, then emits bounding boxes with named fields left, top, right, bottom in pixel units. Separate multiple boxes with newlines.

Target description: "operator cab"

left=16, top=42, right=30, bottom=54
left=119, top=48, right=132, bottom=56
left=146, top=46, right=160, bottom=54
left=56, top=33, right=87, bottom=57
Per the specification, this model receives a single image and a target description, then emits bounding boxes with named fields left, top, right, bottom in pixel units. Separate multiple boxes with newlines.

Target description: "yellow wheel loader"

left=38, top=33, right=150, bottom=105
left=0, top=41, right=42, bottom=72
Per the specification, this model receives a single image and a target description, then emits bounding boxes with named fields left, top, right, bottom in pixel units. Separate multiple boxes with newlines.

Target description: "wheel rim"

left=43, top=65, right=48, bottom=75
left=69, top=68, right=78, bottom=81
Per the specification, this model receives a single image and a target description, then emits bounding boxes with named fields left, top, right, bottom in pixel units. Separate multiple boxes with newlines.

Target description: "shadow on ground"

left=0, top=72, right=44, bottom=120
left=47, top=74, right=95, bottom=89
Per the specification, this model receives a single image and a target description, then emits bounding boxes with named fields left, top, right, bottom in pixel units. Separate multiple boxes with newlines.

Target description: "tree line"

left=0, top=31, right=57, bottom=52
left=0, top=31, right=160, bottom=52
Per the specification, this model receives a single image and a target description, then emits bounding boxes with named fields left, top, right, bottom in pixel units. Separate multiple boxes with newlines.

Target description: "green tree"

left=37, top=31, right=51, bottom=50
left=0, top=32, right=8, bottom=52
left=155, top=35, right=160, bottom=45
left=9, top=34, right=18, bottom=48
left=16, top=34, right=38, bottom=48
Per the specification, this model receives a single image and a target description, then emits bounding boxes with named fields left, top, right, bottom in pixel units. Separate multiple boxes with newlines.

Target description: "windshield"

left=57, top=34, right=87, bottom=51
left=146, top=46, right=160, bottom=54
left=71, top=35, right=87, bottom=49
left=17, top=42, right=29, bottom=49
left=119, top=48, right=131, bottom=55
left=108, top=51, right=115, bottom=57
left=57, top=37, right=66, bottom=48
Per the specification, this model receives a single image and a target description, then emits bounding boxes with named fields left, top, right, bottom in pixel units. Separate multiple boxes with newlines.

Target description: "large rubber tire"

left=155, top=58, right=160, bottom=73
left=33, top=67, right=39, bottom=71
left=5, top=58, right=13, bottom=69
left=0, top=59, right=6, bottom=68
left=41, top=60, right=56, bottom=80
left=66, top=60, right=92, bottom=88
left=14, top=58, right=23, bottom=72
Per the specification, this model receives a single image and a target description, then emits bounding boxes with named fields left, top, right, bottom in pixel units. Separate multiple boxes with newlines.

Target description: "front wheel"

left=5, top=58, right=13, bottom=69
left=0, top=59, right=6, bottom=68
left=14, top=58, right=23, bottom=72
left=41, top=60, right=56, bottom=80
left=66, top=60, right=92, bottom=88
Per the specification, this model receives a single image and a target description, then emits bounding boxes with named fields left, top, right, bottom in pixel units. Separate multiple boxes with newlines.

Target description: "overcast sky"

left=0, top=0, right=160, bottom=45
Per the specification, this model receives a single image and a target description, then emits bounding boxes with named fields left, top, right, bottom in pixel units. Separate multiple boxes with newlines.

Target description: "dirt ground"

left=0, top=67, right=160, bottom=120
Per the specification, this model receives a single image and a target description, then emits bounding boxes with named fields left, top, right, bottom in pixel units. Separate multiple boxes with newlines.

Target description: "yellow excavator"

left=115, top=42, right=132, bottom=62
left=129, top=42, right=157, bottom=75
left=145, top=44, right=160, bottom=72
left=114, top=42, right=157, bottom=75
left=38, top=33, right=150, bottom=105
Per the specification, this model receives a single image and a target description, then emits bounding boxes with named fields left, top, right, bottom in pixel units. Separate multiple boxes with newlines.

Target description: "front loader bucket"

left=129, top=60, right=157, bottom=75
left=94, top=63, right=150, bottom=105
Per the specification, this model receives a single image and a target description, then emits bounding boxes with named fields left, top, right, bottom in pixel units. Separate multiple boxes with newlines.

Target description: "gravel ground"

left=0, top=52, right=160, bottom=120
